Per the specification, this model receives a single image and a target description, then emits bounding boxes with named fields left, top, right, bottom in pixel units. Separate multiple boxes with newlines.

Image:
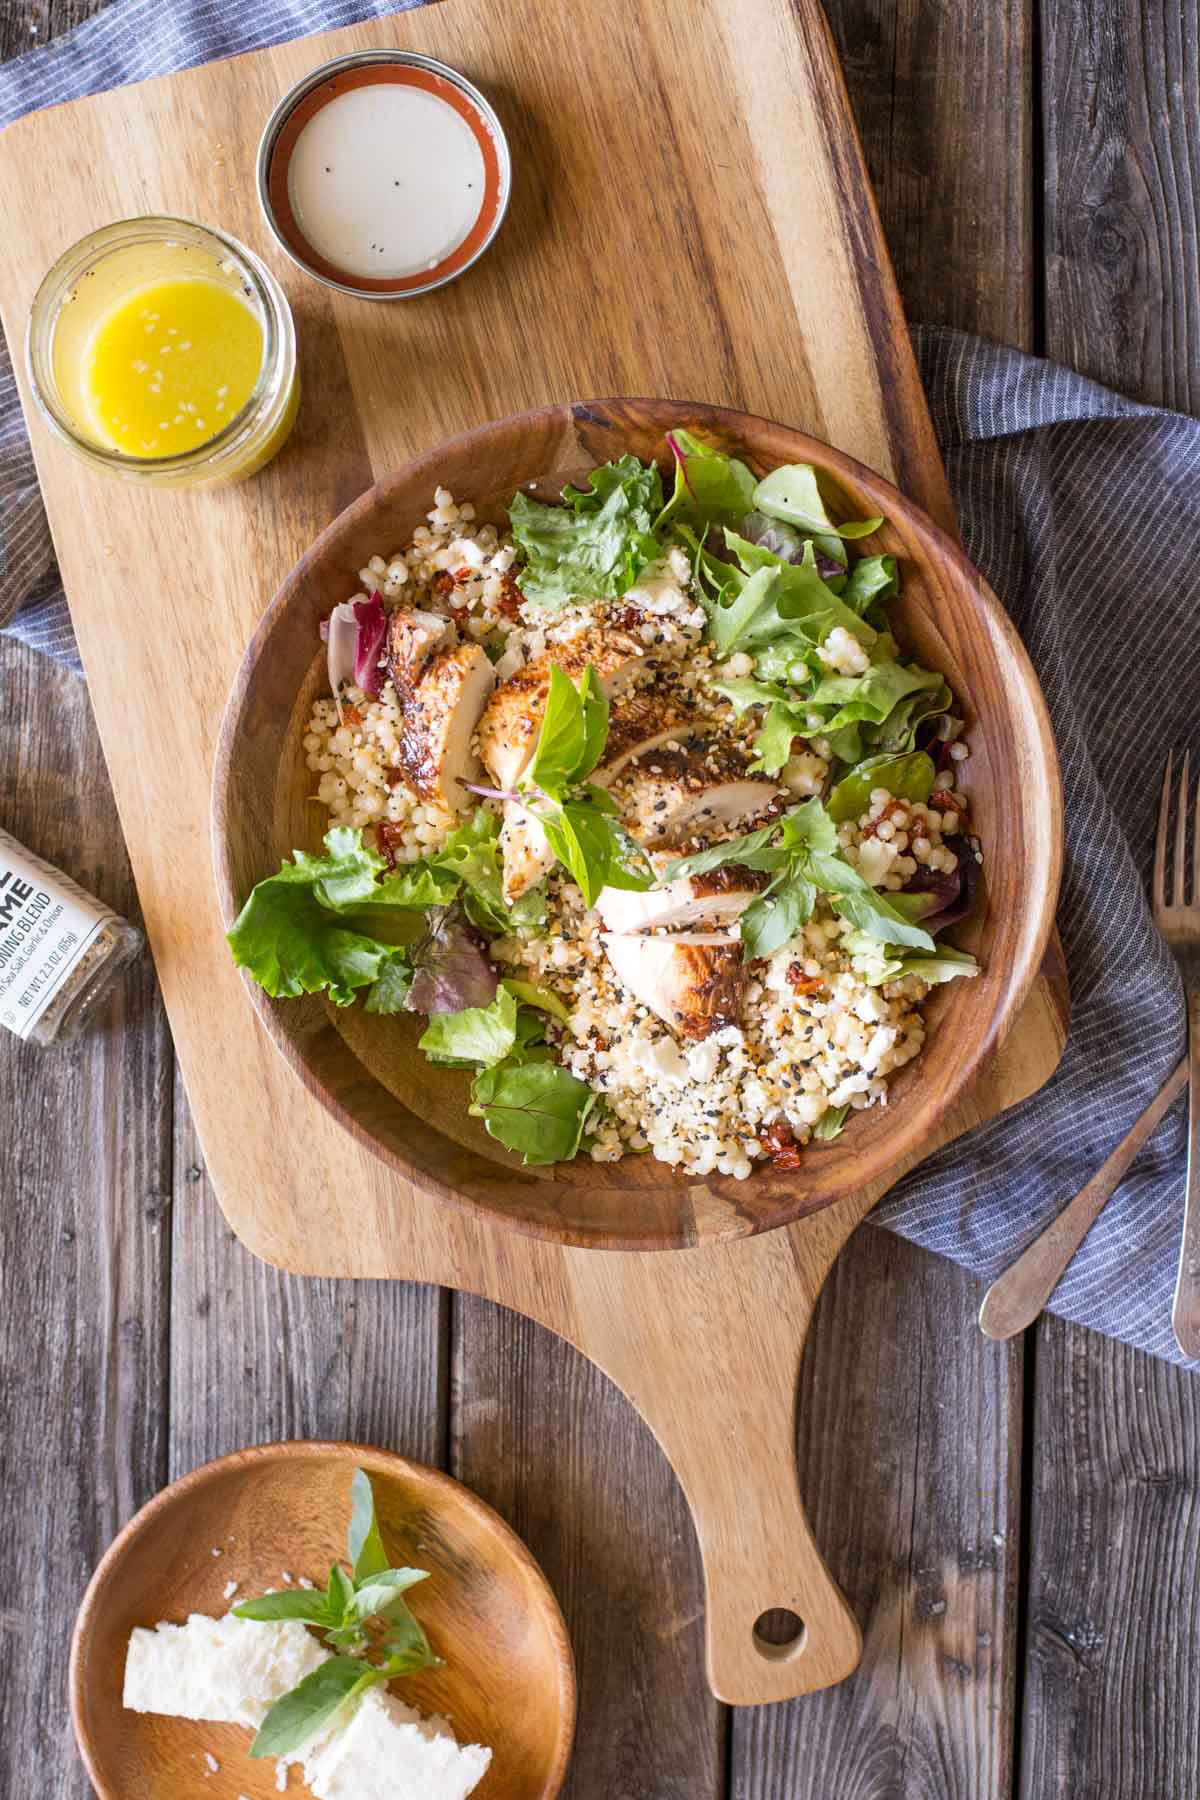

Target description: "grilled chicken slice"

left=592, top=690, right=696, bottom=786
left=395, top=643, right=495, bottom=817
left=619, top=739, right=781, bottom=846
left=595, top=863, right=770, bottom=934
left=477, top=627, right=645, bottom=790
left=384, top=606, right=458, bottom=690
left=602, top=932, right=747, bottom=1040
left=500, top=800, right=555, bottom=904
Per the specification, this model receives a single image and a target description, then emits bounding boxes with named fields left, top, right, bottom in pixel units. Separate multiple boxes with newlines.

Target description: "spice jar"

left=0, top=827, right=143, bottom=1046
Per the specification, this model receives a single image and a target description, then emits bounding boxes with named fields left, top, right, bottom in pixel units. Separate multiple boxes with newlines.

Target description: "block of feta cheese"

left=122, top=1612, right=330, bottom=1729
left=299, top=1683, right=492, bottom=1800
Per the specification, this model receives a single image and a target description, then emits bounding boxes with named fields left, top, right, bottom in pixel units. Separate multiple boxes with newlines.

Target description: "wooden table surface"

left=3, top=2, right=1198, bottom=1795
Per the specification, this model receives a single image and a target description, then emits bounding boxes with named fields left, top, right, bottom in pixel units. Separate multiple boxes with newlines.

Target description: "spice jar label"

left=0, top=842, right=111, bottom=1040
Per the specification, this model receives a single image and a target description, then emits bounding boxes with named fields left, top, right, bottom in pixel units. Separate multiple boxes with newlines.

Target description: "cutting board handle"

left=570, top=1236, right=863, bottom=1705
left=663, top=1372, right=863, bottom=1705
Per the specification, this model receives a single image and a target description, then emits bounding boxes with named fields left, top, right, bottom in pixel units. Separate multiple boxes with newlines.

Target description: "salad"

left=229, top=431, right=980, bottom=1179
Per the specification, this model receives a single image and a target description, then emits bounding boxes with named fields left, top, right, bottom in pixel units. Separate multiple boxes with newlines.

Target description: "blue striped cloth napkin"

left=0, top=1, right=1193, bottom=1362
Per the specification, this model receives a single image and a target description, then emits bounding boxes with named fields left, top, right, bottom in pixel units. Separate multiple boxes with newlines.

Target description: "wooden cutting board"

left=0, top=0, right=1067, bottom=1708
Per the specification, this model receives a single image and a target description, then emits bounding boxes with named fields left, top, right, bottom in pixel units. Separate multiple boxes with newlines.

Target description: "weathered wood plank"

left=732, top=1233, right=1022, bottom=1798
left=1043, top=0, right=1200, bottom=407
left=450, top=1294, right=723, bottom=1800
left=825, top=0, right=1034, bottom=347
left=1026, top=8, right=1200, bottom=1793
left=168, top=1064, right=449, bottom=1475
left=729, top=1, right=1033, bottom=1791
left=1022, top=1320, right=1200, bottom=1797
left=0, top=641, right=173, bottom=1798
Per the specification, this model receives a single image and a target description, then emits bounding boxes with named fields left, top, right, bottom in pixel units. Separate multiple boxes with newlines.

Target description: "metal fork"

left=1154, top=750, right=1200, bottom=1359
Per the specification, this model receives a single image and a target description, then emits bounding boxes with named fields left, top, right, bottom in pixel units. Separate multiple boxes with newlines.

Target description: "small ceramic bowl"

left=257, top=51, right=511, bottom=299
left=69, top=1441, right=575, bottom=1799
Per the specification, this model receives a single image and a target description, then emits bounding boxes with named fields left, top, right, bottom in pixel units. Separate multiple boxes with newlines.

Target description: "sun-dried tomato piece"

left=786, top=961, right=825, bottom=995
left=377, top=820, right=407, bottom=870
left=930, top=789, right=966, bottom=820
left=761, top=1119, right=804, bottom=1170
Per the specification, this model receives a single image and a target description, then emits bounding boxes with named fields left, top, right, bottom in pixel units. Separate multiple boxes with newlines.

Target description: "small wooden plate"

left=69, top=1441, right=576, bottom=1800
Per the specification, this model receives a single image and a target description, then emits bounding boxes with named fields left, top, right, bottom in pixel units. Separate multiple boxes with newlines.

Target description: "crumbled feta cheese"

left=123, top=1614, right=329, bottom=1728
left=298, top=1684, right=491, bottom=1800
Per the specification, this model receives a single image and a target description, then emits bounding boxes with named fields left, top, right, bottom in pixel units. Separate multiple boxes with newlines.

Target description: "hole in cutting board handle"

left=752, top=1608, right=807, bottom=1661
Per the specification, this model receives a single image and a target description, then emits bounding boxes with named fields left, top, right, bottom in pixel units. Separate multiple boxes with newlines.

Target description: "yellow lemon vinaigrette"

left=28, top=217, right=297, bottom=488
left=84, top=277, right=265, bottom=459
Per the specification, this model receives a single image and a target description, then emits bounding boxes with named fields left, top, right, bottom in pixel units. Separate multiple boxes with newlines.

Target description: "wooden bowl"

left=69, top=1441, right=575, bottom=1800
left=212, top=398, right=1062, bottom=1250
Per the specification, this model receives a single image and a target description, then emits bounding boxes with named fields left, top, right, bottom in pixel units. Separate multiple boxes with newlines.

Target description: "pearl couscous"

left=296, top=463, right=980, bottom=1178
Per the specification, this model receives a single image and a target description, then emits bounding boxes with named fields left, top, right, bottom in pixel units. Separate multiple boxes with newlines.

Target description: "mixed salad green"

left=228, top=430, right=980, bottom=1164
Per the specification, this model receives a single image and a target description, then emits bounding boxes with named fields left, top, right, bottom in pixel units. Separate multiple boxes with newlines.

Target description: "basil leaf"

left=326, top=1561, right=356, bottom=1619
left=470, top=1060, right=596, bottom=1164
left=418, top=985, right=518, bottom=1069
left=525, top=664, right=590, bottom=796
left=826, top=750, right=937, bottom=823
left=779, top=797, right=840, bottom=856
left=830, top=886, right=936, bottom=952
left=813, top=1104, right=850, bottom=1142
left=510, top=455, right=663, bottom=605
left=661, top=820, right=788, bottom=882
left=540, top=796, right=652, bottom=908
left=753, top=463, right=882, bottom=540
left=349, top=1568, right=430, bottom=1621
left=577, top=664, right=611, bottom=782
left=249, top=1657, right=377, bottom=1759
left=375, top=1602, right=442, bottom=1674
left=347, top=1469, right=390, bottom=1583
left=232, top=1590, right=336, bottom=1627
left=502, top=977, right=571, bottom=1024
left=739, top=877, right=815, bottom=960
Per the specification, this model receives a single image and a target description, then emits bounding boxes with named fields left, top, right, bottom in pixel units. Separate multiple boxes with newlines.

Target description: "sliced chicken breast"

left=618, top=739, right=781, bottom=847
left=592, top=690, right=696, bottom=785
left=384, top=606, right=458, bottom=690
left=602, top=931, right=748, bottom=1040
left=595, top=863, right=770, bottom=934
left=500, top=800, right=555, bottom=903
left=395, top=642, right=495, bottom=817
left=477, top=627, right=645, bottom=791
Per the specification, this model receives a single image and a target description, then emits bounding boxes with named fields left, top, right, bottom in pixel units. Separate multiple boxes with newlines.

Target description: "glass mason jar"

left=26, top=215, right=299, bottom=489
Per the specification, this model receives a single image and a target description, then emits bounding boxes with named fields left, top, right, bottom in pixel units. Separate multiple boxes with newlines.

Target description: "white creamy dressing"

left=287, top=83, right=487, bottom=279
